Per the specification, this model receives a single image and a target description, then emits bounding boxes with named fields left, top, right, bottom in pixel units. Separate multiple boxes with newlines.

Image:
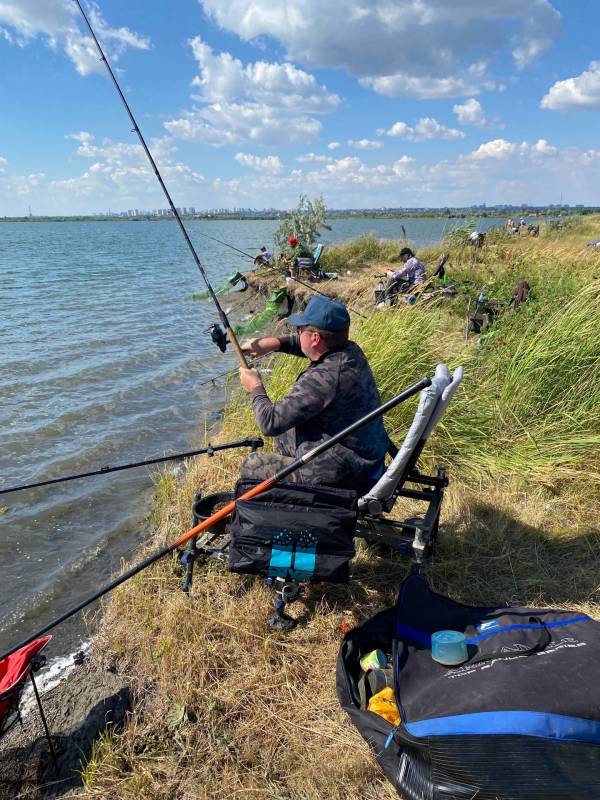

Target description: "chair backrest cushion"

left=358, top=365, right=462, bottom=512
left=422, top=365, right=463, bottom=439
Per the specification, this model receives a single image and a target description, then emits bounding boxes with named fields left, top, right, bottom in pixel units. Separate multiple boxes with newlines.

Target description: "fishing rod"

left=0, top=438, right=263, bottom=496
left=0, top=376, right=430, bottom=663
left=73, top=0, right=249, bottom=368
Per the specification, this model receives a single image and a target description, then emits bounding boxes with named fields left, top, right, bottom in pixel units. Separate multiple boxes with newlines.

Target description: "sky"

left=1, top=0, right=599, bottom=215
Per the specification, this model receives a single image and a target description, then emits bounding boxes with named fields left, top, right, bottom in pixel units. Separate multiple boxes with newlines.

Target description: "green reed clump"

left=439, top=279, right=600, bottom=484
left=320, top=234, right=401, bottom=272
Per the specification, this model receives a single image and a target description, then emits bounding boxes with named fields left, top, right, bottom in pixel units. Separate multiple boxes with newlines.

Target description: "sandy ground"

left=0, top=653, right=130, bottom=799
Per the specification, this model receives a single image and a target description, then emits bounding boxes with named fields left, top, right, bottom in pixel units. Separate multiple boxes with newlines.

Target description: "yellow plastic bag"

left=367, top=687, right=400, bottom=725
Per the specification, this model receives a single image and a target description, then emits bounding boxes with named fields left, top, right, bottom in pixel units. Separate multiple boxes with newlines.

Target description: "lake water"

left=0, top=216, right=505, bottom=658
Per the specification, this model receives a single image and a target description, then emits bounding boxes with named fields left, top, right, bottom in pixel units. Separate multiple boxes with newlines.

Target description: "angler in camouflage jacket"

left=238, top=295, right=389, bottom=490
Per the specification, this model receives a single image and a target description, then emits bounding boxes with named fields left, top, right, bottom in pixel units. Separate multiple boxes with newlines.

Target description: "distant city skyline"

left=1, top=1, right=599, bottom=215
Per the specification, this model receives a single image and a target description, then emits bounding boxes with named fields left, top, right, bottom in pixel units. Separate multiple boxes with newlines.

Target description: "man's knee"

left=240, top=452, right=295, bottom=482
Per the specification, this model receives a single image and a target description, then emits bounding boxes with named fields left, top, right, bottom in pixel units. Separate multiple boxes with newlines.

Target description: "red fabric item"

left=0, top=636, right=52, bottom=693
left=288, top=236, right=298, bottom=247
left=0, top=636, right=52, bottom=730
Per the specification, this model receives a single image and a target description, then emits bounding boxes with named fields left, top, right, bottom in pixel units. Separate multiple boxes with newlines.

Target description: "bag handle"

left=469, top=616, right=550, bottom=664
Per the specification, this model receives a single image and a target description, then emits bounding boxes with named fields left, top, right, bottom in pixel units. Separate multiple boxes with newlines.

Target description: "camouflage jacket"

left=250, top=336, right=389, bottom=486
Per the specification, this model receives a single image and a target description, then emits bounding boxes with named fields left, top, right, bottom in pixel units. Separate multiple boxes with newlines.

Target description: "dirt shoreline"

left=0, top=652, right=130, bottom=800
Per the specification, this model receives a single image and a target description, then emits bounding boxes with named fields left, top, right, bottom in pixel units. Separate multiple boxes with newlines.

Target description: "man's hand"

left=241, top=336, right=281, bottom=357
left=239, top=367, right=263, bottom=393
left=241, top=338, right=263, bottom=356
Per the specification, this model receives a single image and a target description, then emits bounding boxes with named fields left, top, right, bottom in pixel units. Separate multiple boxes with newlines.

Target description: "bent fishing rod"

left=0, top=376, right=430, bottom=663
left=0, top=438, right=263, bottom=496
left=73, top=0, right=248, bottom=368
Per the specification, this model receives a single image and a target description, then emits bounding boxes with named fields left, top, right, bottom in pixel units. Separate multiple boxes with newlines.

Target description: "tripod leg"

left=29, top=672, right=58, bottom=772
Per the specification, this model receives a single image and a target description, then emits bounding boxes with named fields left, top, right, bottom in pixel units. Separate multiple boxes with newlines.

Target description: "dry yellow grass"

left=79, top=223, right=600, bottom=799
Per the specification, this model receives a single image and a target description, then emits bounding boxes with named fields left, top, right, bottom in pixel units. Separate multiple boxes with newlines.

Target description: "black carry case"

left=228, top=480, right=358, bottom=583
left=337, top=573, right=600, bottom=800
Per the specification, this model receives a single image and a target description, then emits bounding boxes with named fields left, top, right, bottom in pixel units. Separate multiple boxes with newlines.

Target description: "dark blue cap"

left=287, top=295, right=350, bottom=332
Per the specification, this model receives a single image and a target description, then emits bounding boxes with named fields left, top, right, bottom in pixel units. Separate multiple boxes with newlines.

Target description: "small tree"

left=273, top=194, right=328, bottom=252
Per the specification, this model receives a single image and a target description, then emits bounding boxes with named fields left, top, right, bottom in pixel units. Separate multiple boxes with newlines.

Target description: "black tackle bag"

left=228, top=480, right=357, bottom=583
left=337, top=573, right=600, bottom=800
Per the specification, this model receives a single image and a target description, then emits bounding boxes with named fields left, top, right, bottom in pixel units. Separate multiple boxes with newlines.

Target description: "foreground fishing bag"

left=228, top=480, right=357, bottom=582
left=337, top=573, right=600, bottom=799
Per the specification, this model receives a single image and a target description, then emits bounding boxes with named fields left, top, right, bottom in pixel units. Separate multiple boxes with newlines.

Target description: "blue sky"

left=1, top=0, right=599, bottom=214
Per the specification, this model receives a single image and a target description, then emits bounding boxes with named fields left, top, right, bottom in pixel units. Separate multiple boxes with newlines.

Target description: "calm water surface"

left=0, top=216, right=504, bottom=657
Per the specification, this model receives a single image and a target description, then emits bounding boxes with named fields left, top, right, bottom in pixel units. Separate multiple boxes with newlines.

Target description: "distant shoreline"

left=0, top=209, right=594, bottom=223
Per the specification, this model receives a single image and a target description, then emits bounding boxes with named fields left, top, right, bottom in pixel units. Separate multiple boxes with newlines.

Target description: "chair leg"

left=29, top=671, right=58, bottom=772
left=180, top=537, right=198, bottom=592
left=265, top=578, right=301, bottom=631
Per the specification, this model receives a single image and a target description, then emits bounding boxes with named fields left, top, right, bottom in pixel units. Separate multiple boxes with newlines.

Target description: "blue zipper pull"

left=384, top=725, right=399, bottom=749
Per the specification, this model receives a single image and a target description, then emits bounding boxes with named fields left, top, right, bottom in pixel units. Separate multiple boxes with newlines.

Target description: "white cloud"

left=23, top=133, right=207, bottom=210
left=530, top=138, right=557, bottom=156
left=296, top=153, right=332, bottom=163
left=65, top=131, right=95, bottom=143
left=0, top=156, right=7, bottom=172
left=327, top=141, right=341, bottom=150
left=469, top=137, right=558, bottom=161
left=165, top=37, right=339, bottom=146
left=453, top=98, right=487, bottom=127
left=4, top=136, right=600, bottom=214
left=165, top=103, right=322, bottom=147
left=581, top=149, right=600, bottom=165
left=187, top=37, right=339, bottom=113
left=234, top=152, right=283, bottom=174
left=392, top=156, right=415, bottom=176
left=541, top=61, right=600, bottom=111
left=348, top=139, right=383, bottom=150
left=0, top=2, right=150, bottom=76
left=470, top=138, right=517, bottom=159
left=363, top=73, right=498, bottom=100
left=200, top=0, right=560, bottom=98
left=381, top=117, right=465, bottom=141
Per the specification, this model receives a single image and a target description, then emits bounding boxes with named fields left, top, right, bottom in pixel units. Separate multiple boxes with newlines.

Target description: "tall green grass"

left=320, top=234, right=402, bottom=271
left=222, top=219, right=600, bottom=490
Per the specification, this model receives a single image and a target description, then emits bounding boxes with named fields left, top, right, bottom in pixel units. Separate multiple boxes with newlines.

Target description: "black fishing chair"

left=294, top=244, right=327, bottom=281
left=180, top=365, right=463, bottom=630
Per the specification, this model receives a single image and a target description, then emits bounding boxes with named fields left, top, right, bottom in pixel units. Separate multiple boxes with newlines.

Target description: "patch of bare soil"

left=0, top=656, right=129, bottom=800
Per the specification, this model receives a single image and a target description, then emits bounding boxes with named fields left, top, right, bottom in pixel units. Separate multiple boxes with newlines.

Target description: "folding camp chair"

left=181, top=365, right=463, bottom=629
left=0, top=635, right=58, bottom=769
left=295, top=244, right=327, bottom=281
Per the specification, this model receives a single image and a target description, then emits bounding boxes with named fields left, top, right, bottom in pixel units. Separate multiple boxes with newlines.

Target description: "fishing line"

left=188, top=228, right=258, bottom=262
left=73, top=0, right=249, bottom=368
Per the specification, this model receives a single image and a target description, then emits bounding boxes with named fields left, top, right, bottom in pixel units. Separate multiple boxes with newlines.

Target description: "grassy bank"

left=81, top=219, right=600, bottom=799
